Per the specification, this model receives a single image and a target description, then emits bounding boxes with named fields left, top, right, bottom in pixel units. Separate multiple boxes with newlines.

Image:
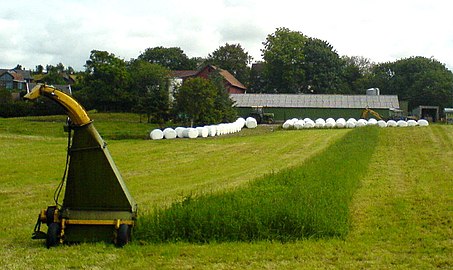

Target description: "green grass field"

left=0, top=114, right=451, bottom=269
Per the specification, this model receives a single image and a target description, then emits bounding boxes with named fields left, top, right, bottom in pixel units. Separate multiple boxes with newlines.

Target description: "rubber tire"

left=46, top=222, right=61, bottom=248
left=116, top=224, right=130, bottom=247
left=46, top=207, right=56, bottom=226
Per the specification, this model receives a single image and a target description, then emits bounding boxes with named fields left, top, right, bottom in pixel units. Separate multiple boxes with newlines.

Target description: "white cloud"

left=1, top=0, right=452, bottom=71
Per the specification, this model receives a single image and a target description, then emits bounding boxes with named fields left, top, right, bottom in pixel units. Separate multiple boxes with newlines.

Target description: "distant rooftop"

left=230, top=93, right=400, bottom=109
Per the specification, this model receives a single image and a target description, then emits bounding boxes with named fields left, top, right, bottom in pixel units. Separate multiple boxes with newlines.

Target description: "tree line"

left=2, top=27, right=453, bottom=121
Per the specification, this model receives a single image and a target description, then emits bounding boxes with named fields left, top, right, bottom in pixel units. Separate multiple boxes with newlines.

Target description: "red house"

left=171, top=64, right=246, bottom=94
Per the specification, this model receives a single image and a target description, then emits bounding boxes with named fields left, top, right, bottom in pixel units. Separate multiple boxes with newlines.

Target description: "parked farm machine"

left=26, top=84, right=137, bottom=248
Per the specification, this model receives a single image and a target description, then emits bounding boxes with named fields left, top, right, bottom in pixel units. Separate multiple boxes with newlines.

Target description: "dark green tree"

left=261, top=27, right=307, bottom=93
left=41, top=64, right=67, bottom=85
left=303, top=37, right=346, bottom=94
left=128, top=60, right=170, bottom=124
left=366, top=56, right=453, bottom=111
left=209, top=71, right=238, bottom=123
left=173, top=75, right=237, bottom=126
left=76, top=50, right=132, bottom=111
left=35, top=65, right=44, bottom=74
left=341, top=56, right=375, bottom=94
left=206, top=43, right=252, bottom=86
left=173, top=77, right=217, bottom=126
left=137, top=46, right=197, bottom=70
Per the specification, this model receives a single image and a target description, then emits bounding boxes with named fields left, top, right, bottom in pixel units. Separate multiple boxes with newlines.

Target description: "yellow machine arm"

left=361, top=108, right=383, bottom=120
left=24, top=84, right=91, bottom=126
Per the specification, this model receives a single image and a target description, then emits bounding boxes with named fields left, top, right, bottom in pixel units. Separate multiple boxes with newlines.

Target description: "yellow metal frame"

left=38, top=207, right=134, bottom=244
left=24, top=84, right=92, bottom=126
left=59, top=218, right=134, bottom=244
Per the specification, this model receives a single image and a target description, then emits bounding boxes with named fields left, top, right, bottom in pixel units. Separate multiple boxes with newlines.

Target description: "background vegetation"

left=0, top=115, right=451, bottom=269
left=2, top=27, right=452, bottom=120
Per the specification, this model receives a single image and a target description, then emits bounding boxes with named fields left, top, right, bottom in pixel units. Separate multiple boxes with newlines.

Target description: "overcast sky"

left=1, top=0, right=452, bottom=71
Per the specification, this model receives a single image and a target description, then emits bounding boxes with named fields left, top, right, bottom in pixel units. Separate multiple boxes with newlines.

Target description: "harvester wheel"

left=116, top=224, right=130, bottom=247
left=45, top=206, right=57, bottom=226
left=46, top=222, right=61, bottom=248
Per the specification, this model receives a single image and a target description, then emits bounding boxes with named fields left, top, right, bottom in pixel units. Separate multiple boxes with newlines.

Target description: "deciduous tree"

left=173, top=77, right=217, bottom=126
left=303, top=37, right=345, bottom=94
left=206, top=43, right=252, bottom=86
left=261, top=27, right=307, bottom=93
left=128, top=60, right=170, bottom=124
left=76, top=50, right=132, bottom=111
left=367, top=56, right=453, bottom=111
left=138, top=47, right=197, bottom=70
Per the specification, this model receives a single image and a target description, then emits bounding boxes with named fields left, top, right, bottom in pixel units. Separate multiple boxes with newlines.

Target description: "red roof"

left=171, top=70, right=198, bottom=78
left=172, top=65, right=246, bottom=88
left=218, top=68, right=246, bottom=90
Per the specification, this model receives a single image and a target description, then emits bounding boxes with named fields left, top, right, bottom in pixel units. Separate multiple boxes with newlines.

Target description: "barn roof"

left=171, top=65, right=246, bottom=90
left=0, top=69, right=33, bottom=82
left=217, top=68, right=246, bottom=90
left=230, top=93, right=400, bottom=109
left=171, top=70, right=198, bottom=78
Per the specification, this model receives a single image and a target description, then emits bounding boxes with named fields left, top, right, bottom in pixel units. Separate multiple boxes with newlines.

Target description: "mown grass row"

left=135, top=126, right=379, bottom=243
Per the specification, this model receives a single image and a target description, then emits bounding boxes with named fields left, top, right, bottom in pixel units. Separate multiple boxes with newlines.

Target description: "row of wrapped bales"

left=282, top=118, right=430, bottom=129
left=150, top=117, right=257, bottom=140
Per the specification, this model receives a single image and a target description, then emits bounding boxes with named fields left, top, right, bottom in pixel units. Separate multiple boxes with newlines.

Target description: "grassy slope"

left=0, top=115, right=451, bottom=269
left=136, top=127, right=379, bottom=242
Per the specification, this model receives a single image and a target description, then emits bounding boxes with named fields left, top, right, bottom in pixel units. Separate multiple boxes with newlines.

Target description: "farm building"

left=444, top=108, right=453, bottom=124
left=412, top=105, right=439, bottom=122
left=230, top=93, right=401, bottom=121
left=170, top=64, right=246, bottom=95
left=0, top=68, right=33, bottom=91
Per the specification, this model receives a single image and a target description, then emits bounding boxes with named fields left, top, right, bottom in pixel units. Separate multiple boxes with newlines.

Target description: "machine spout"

left=24, top=84, right=92, bottom=126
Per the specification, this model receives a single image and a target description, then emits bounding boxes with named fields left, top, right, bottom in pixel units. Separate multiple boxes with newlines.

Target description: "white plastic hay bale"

left=418, top=119, right=429, bottom=126
left=207, top=125, right=217, bottom=136
left=235, top=117, right=246, bottom=128
left=225, top=123, right=233, bottom=134
left=367, top=118, right=378, bottom=125
left=187, top=128, right=199, bottom=138
left=175, top=127, right=185, bottom=138
left=356, top=119, right=368, bottom=127
left=377, top=120, right=387, bottom=128
left=345, top=118, right=356, bottom=128
left=294, top=119, right=305, bottom=129
left=346, top=121, right=356, bottom=128
left=226, top=123, right=234, bottom=133
left=231, top=122, right=240, bottom=133
left=303, top=118, right=313, bottom=123
left=336, top=118, right=347, bottom=128
left=150, top=129, right=164, bottom=140
left=326, top=118, right=335, bottom=123
left=196, top=127, right=209, bottom=138
left=397, top=120, right=408, bottom=127
left=387, top=120, right=397, bottom=127
left=315, top=118, right=326, bottom=128
left=325, top=121, right=335, bottom=128
left=163, top=128, right=177, bottom=139
left=325, top=118, right=336, bottom=128
left=226, top=123, right=233, bottom=134
left=407, top=119, right=418, bottom=126
left=218, top=124, right=224, bottom=135
left=304, top=119, right=315, bottom=128
left=346, top=118, right=357, bottom=124
left=245, top=117, right=258, bottom=129
left=282, top=120, right=293, bottom=129
left=235, top=122, right=243, bottom=132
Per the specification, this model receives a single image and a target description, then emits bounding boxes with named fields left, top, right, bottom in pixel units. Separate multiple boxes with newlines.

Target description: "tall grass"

left=135, top=126, right=379, bottom=243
